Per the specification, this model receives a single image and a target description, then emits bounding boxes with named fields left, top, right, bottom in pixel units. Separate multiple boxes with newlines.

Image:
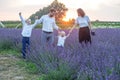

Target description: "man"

left=36, top=8, right=60, bottom=47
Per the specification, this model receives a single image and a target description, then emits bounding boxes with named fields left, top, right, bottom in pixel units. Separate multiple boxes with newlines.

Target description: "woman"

left=74, top=8, right=92, bottom=46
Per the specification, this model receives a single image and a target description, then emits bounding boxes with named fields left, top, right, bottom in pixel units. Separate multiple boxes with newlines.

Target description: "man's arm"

left=31, top=20, right=39, bottom=28
left=53, top=20, right=62, bottom=35
left=53, top=21, right=59, bottom=30
left=36, top=16, right=44, bottom=24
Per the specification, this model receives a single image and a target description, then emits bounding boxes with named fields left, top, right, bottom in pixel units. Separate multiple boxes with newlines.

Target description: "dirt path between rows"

left=0, top=54, right=39, bottom=80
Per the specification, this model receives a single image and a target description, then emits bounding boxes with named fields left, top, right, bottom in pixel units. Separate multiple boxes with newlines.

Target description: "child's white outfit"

left=57, top=36, right=67, bottom=47
left=20, top=15, right=38, bottom=59
left=20, top=15, right=38, bottom=37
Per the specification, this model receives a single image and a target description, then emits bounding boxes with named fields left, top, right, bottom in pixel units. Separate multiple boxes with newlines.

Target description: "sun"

left=62, top=13, right=71, bottom=22
left=62, top=17, right=69, bottom=22
left=62, top=11, right=76, bottom=22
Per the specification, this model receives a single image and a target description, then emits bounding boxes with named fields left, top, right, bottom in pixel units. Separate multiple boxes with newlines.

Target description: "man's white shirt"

left=37, top=14, right=58, bottom=32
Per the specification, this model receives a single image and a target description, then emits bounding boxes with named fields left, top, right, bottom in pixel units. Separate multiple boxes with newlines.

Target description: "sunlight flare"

left=62, top=10, right=77, bottom=21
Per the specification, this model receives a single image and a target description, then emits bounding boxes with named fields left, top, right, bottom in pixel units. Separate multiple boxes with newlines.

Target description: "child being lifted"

left=57, top=27, right=74, bottom=47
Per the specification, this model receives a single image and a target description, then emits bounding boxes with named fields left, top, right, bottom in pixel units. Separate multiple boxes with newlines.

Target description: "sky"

left=0, top=0, right=120, bottom=21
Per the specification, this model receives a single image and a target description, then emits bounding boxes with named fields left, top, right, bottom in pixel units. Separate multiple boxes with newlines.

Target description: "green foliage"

left=1, top=21, right=43, bottom=28
left=0, top=39, right=21, bottom=53
left=36, top=74, right=46, bottom=80
left=0, top=50, right=20, bottom=56
left=106, top=67, right=114, bottom=75
left=77, top=72, right=92, bottom=80
left=91, top=21, right=120, bottom=28
left=2, top=20, right=120, bottom=28
left=35, top=24, right=42, bottom=28
left=29, top=0, right=68, bottom=22
left=50, top=0, right=68, bottom=21
left=33, top=50, right=77, bottom=80
left=114, top=63, right=120, bottom=75
left=26, top=62, right=39, bottom=74
left=37, top=62, right=76, bottom=80
left=17, top=60, right=39, bottom=74
left=0, top=40, right=14, bottom=51
left=41, top=70, right=70, bottom=80
left=2, top=21, right=21, bottom=28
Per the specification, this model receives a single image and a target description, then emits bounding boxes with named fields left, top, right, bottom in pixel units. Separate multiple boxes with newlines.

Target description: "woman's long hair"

left=77, top=8, right=85, bottom=17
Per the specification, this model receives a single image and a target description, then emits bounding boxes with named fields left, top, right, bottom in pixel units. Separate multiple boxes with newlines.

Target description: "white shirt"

left=20, top=15, right=38, bottom=37
left=57, top=36, right=67, bottom=47
left=75, top=16, right=90, bottom=28
left=37, top=14, right=58, bottom=32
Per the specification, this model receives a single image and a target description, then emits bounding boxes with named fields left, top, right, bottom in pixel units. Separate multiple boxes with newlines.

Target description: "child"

left=57, top=28, right=74, bottom=47
left=19, top=12, right=38, bottom=59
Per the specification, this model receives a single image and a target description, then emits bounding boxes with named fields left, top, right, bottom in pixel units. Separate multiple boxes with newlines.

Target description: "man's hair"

left=49, top=8, right=56, bottom=12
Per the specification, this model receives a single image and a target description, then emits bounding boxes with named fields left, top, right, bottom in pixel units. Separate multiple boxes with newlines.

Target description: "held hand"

left=57, top=30, right=61, bottom=35
left=58, top=30, right=60, bottom=33
left=69, top=26, right=74, bottom=33
left=58, top=27, right=61, bottom=30
left=91, top=31, right=95, bottom=36
left=69, top=30, right=72, bottom=33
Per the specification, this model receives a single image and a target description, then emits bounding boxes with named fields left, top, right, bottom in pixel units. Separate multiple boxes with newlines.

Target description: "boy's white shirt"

left=37, top=14, right=58, bottom=32
left=20, top=15, right=38, bottom=37
left=57, top=36, right=67, bottom=47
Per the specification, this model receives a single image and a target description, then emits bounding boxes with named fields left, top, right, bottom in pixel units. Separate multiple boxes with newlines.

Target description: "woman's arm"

left=66, top=25, right=76, bottom=37
left=86, top=16, right=92, bottom=31
left=88, top=21, right=95, bottom=35
left=88, top=21, right=92, bottom=31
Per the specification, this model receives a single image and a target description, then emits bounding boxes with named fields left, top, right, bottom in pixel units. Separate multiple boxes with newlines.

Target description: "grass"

left=0, top=50, right=40, bottom=80
left=16, top=60, right=39, bottom=74
left=0, top=50, right=20, bottom=56
left=1, top=21, right=120, bottom=28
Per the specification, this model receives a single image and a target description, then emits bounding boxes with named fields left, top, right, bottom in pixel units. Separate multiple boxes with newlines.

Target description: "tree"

left=50, top=0, right=68, bottom=21
left=29, top=0, right=68, bottom=22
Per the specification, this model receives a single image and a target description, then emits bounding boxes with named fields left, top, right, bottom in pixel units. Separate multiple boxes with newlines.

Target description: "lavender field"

left=0, top=28, right=120, bottom=80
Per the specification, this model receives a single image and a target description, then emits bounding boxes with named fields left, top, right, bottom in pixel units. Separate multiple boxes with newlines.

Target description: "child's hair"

left=26, top=19, right=31, bottom=24
left=59, top=31, right=66, bottom=37
left=26, top=19, right=31, bottom=22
